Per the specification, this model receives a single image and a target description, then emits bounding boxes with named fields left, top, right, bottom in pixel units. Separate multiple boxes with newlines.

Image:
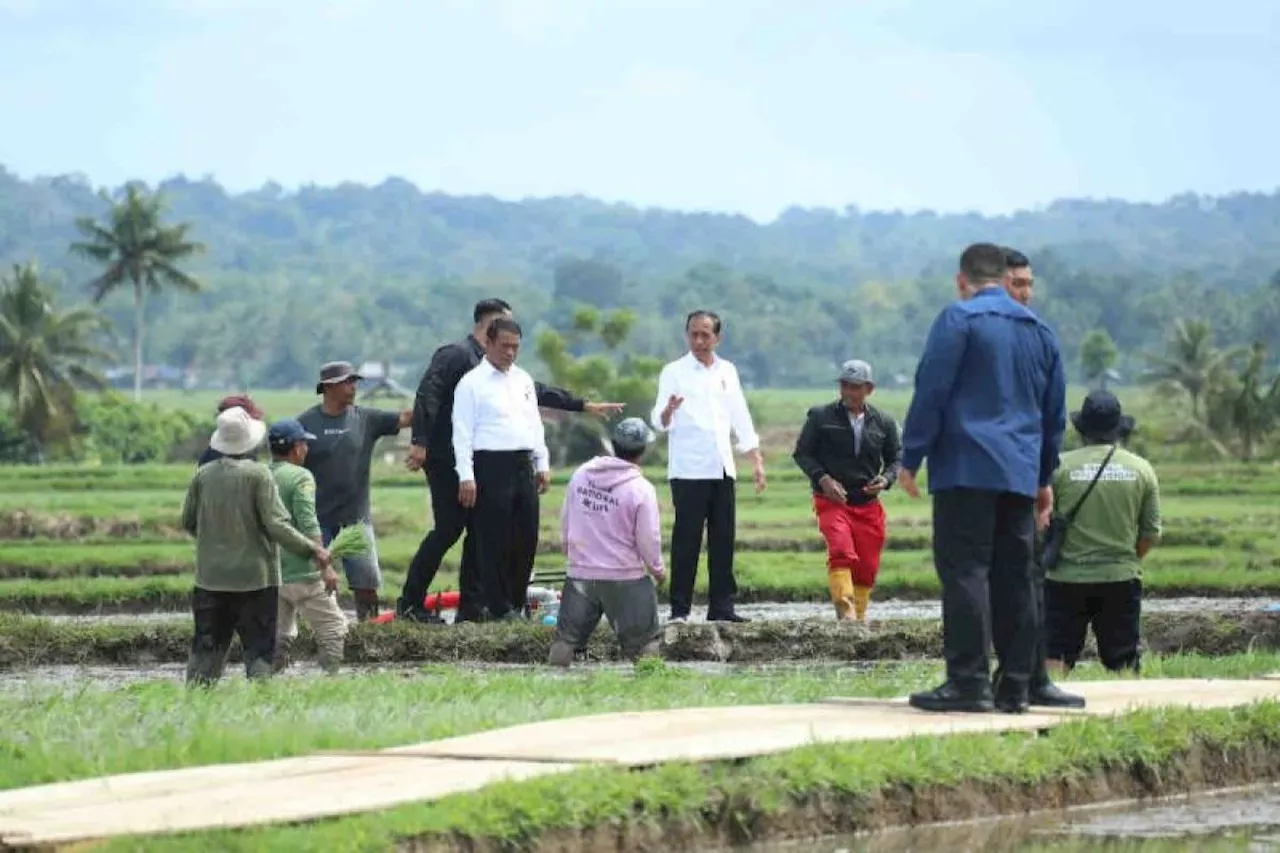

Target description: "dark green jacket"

left=792, top=401, right=902, bottom=505
left=181, top=458, right=316, bottom=592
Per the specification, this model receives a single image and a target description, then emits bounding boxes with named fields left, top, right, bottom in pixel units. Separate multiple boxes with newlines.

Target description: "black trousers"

left=668, top=476, right=737, bottom=618
left=1045, top=578, right=1142, bottom=672
left=398, top=460, right=480, bottom=617
left=186, top=585, right=278, bottom=685
left=469, top=451, right=539, bottom=619
left=932, top=488, right=1038, bottom=693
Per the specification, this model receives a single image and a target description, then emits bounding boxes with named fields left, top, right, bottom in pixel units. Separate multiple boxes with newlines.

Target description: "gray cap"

left=612, top=417, right=655, bottom=454
left=315, top=361, right=363, bottom=394
left=836, top=359, right=874, bottom=385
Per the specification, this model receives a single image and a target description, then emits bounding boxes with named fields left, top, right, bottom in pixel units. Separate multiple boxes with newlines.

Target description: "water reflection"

left=739, top=787, right=1280, bottom=852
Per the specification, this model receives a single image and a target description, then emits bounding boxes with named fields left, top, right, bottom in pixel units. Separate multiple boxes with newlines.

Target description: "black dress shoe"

left=707, top=612, right=750, bottom=623
left=908, top=681, right=994, bottom=713
left=400, top=606, right=445, bottom=625
left=1029, top=681, right=1086, bottom=709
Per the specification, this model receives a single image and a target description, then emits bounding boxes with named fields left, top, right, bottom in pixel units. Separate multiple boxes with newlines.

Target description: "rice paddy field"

left=4, top=385, right=1280, bottom=850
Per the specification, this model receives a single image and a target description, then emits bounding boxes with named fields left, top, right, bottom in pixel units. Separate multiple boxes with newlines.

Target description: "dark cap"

left=612, top=417, right=655, bottom=455
left=268, top=418, right=317, bottom=451
left=315, top=361, right=363, bottom=394
left=1070, top=390, right=1135, bottom=442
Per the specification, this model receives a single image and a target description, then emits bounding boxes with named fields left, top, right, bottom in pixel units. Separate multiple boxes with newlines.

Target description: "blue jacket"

left=900, top=287, right=1066, bottom=499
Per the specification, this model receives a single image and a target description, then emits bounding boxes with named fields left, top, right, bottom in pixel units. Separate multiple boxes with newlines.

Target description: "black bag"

left=1038, top=445, right=1118, bottom=571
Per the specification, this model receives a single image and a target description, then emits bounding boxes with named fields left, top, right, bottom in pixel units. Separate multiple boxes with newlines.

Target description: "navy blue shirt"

left=900, top=287, right=1066, bottom=499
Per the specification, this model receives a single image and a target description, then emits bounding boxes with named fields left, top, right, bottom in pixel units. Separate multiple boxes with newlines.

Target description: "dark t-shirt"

left=297, top=404, right=402, bottom=528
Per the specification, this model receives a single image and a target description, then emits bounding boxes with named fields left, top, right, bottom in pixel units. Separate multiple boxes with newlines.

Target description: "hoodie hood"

left=579, top=454, right=644, bottom=490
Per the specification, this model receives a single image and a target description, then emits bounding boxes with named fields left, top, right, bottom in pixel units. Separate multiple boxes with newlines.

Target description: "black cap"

left=1071, top=390, right=1135, bottom=442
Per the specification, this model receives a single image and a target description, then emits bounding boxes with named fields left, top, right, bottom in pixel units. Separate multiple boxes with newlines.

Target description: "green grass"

left=2, top=654, right=1279, bottom=851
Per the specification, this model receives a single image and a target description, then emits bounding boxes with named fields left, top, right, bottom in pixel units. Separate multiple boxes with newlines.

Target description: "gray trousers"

left=550, top=577, right=662, bottom=664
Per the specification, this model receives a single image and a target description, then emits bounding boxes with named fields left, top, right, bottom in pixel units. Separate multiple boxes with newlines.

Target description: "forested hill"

left=3, top=165, right=1280, bottom=390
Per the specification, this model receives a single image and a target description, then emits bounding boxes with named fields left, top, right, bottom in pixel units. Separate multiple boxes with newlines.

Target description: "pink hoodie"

left=560, top=455, right=666, bottom=582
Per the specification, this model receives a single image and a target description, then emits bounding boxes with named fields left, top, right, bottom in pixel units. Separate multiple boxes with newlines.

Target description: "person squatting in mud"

left=549, top=417, right=667, bottom=666
left=181, top=407, right=332, bottom=686
left=297, top=361, right=412, bottom=621
left=791, top=359, right=902, bottom=623
left=267, top=418, right=348, bottom=675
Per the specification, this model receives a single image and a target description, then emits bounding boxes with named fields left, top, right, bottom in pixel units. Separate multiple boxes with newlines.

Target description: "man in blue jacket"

left=898, top=242, right=1068, bottom=714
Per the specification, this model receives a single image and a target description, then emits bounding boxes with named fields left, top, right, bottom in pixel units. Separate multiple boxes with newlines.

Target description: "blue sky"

left=1, top=0, right=1278, bottom=221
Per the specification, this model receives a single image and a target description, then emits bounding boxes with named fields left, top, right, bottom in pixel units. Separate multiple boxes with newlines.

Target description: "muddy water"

left=38, top=595, right=1280, bottom=627
left=738, top=785, right=1280, bottom=852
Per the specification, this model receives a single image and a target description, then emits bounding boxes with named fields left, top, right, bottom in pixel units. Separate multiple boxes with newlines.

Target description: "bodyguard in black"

left=396, top=299, right=620, bottom=622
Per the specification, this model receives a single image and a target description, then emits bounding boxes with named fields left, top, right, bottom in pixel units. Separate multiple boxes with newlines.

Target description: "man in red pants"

left=792, top=360, right=902, bottom=621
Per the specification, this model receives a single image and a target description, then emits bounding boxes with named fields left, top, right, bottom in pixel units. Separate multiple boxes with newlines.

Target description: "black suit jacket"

left=411, top=333, right=584, bottom=464
left=792, top=400, right=902, bottom=505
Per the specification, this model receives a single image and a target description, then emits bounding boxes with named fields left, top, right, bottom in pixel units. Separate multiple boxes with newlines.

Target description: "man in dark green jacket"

left=182, top=407, right=331, bottom=685
left=792, top=360, right=901, bottom=622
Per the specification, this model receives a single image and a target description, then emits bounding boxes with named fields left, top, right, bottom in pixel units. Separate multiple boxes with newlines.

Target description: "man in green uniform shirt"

left=1045, top=390, right=1161, bottom=674
left=181, top=407, right=331, bottom=685
left=268, top=418, right=348, bottom=674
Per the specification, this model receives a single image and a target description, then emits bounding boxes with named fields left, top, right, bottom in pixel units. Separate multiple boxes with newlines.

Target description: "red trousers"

left=814, top=495, right=887, bottom=588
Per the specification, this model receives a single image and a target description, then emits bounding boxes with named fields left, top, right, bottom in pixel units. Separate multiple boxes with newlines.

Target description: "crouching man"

left=268, top=418, right=349, bottom=674
left=548, top=418, right=667, bottom=666
left=1045, top=390, right=1161, bottom=676
left=181, top=407, right=331, bottom=686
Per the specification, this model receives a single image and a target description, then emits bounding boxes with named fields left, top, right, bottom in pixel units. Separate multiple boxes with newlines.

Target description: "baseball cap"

left=612, top=417, right=655, bottom=454
left=315, top=361, right=363, bottom=394
left=268, top=418, right=317, bottom=451
left=836, top=359, right=874, bottom=385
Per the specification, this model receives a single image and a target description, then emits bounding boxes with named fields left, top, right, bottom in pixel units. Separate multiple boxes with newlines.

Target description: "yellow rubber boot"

left=827, top=571, right=856, bottom=622
left=852, top=584, right=872, bottom=622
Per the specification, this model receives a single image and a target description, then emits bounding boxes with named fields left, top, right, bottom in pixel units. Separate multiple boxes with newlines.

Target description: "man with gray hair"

left=792, top=359, right=901, bottom=622
left=548, top=417, right=667, bottom=666
left=899, top=242, right=1068, bottom=714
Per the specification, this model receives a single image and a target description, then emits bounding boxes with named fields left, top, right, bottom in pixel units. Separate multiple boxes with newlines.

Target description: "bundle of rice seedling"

left=327, top=525, right=371, bottom=558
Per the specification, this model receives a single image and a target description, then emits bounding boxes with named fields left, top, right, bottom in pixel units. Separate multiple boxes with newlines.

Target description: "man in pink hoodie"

left=548, top=417, right=667, bottom=666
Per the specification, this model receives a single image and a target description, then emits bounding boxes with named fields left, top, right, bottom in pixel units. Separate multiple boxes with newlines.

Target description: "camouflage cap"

left=612, top=417, right=655, bottom=454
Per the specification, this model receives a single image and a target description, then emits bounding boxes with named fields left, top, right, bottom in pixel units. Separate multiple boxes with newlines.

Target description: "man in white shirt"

left=452, top=317, right=551, bottom=621
left=651, top=310, right=766, bottom=624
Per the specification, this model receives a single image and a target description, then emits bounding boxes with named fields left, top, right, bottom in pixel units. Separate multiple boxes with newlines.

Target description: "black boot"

left=353, top=589, right=381, bottom=621
left=1029, top=676, right=1086, bottom=708
left=993, top=674, right=1030, bottom=714
left=908, top=680, right=994, bottom=713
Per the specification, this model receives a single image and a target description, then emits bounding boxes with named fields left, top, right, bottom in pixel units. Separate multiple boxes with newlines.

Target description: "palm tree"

left=1141, top=318, right=1238, bottom=419
left=0, top=262, right=111, bottom=459
left=70, top=183, right=205, bottom=401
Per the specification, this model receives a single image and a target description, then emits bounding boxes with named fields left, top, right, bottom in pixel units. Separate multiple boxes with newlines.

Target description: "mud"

left=402, top=741, right=1280, bottom=853
left=740, top=785, right=1280, bottom=852
left=2, top=610, right=1279, bottom=669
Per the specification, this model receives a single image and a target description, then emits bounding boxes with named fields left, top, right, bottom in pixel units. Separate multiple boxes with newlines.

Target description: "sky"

left=1, top=0, right=1278, bottom=222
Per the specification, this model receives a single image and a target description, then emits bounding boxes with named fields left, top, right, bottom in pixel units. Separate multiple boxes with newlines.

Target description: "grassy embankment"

left=3, top=654, right=1280, bottom=851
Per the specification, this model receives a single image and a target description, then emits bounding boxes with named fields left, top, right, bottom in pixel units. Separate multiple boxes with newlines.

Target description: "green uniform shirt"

left=270, top=460, right=323, bottom=584
left=1048, top=444, right=1162, bottom=584
left=181, top=458, right=316, bottom=592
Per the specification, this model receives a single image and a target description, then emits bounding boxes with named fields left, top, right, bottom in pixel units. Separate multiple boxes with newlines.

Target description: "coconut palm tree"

left=70, top=183, right=205, bottom=401
left=1141, top=318, right=1237, bottom=419
left=0, top=262, right=111, bottom=459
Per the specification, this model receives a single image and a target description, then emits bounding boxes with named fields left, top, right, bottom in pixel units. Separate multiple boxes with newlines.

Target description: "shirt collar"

left=683, top=351, right=720, bottom=370
left=466, top=334, right=484, bottom=358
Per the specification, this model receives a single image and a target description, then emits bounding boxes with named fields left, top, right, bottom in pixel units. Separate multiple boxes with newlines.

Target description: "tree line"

left=2, top=173, right=1280, bottom=463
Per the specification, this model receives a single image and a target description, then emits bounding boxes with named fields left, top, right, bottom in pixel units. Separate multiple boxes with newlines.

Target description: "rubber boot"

left=353, top=589, right=380, bottom=621
left=827, top=571, right=857, bottom=622
left=852, top=584, right=872, bottom=623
